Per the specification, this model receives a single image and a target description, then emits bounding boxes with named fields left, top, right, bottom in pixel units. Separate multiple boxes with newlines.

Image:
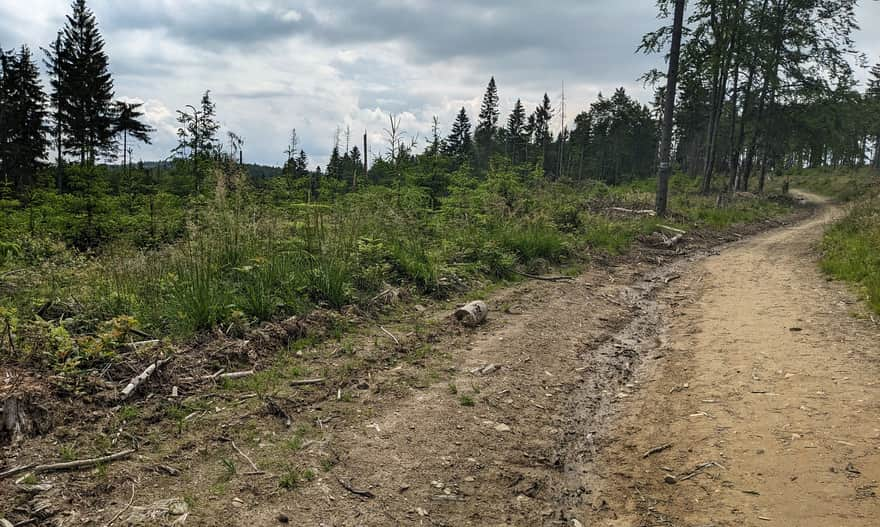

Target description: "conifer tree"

left=506, top=99, right=527, bottom=162
left=43, top=32, right=69, bottom=190
left=475, top=77, right=500, bottom=162
left=444, top=107, right=472, bottom=160
left=532, top=94, right=553, bottom=174
left=0, top=46, right=49, bottom=193
left=196, top=90, right=219, bottom=158
left=55, top=0, right=116, bottom=165
left=0, top=48, right=13, bottom=192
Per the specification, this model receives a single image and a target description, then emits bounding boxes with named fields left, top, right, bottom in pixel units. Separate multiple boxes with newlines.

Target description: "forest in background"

left=0, top=0, right=878, bottom=375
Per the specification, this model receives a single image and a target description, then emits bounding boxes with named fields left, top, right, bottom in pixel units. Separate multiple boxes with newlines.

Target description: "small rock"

left=571, top=520, right=584, bottom=527
left=277, top=513, right=290, bottom=523
left=664, top=474, right=678, bottom=484
left=494, top=423, right=511, bottom=432
left=431, top=480, right=444, bottom=489
left=463, top=476, right=475, bottom=482
left=416, top=507, right=428, bottom=517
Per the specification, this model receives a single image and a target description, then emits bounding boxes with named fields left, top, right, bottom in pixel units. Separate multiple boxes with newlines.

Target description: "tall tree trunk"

left=726, top=62, right=740, bottom=174
left=874, top=136, right=880, bottom=169
left=655, top=0, right=685, bottom=216
left=55, top=122, right=63, bottom=192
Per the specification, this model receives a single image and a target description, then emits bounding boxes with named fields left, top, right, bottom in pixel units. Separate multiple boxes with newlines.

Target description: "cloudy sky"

left=1, top=0, right=879, bottom=167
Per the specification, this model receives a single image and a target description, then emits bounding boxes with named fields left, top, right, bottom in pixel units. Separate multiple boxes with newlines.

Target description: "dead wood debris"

left=120, top=358, right=171, bottom=400
left=336, top=476, right=375, bottom=499
left=642, top=443, right=673, bottom=458
left=0, top=449, right=136, bottom=479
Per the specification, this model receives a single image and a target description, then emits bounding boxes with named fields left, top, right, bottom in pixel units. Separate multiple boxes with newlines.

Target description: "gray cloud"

left=1, top=0, right=878, bottom=168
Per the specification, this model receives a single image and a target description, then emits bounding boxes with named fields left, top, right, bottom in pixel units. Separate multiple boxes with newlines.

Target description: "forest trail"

left=227, top=193, right=878, bottom=527
left=586, top=192, right=880, bottom=526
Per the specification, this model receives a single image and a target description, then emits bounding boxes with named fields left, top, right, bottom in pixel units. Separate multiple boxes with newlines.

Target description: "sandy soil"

left=582, top=193, right=880, bottom=526
left=3, top=195, right=877, bottom=527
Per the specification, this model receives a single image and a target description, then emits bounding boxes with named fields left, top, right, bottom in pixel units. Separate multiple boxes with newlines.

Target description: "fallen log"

left=216, top=370, right=254, bottom=381
left=0, top=449, right=136, bottom=479
left=454, top=301, right=488, bottom=327
left=120, top=358, right=170, bottom=400
left=607, top=207, right=657, bottom=216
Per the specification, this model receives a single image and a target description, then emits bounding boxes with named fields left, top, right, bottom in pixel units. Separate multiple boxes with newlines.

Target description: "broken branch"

left=380, top=326, right=400, bottom=346
left=337, top=476, right=375, bottom=499
left=511, top=269, right=575, bottom=282
left=0, top=449, right=136, bottom=479
left=231, top=441, right=259, bottom=473
left=642, top=443, right=673, bottom=458
left=120, top=359, right=170, bottom=400
left=290, top=378, right=326, bottom=386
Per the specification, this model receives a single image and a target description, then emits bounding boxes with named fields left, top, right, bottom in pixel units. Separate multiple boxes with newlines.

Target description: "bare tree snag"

left=454, top=301, right=488, bottom=327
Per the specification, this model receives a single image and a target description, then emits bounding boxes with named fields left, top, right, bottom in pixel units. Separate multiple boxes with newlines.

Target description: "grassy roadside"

left=778, top=168, right=880, bottom=314
left=0, top=171, right=795, bottom=377
left=0, top=172, right=802, bottom=518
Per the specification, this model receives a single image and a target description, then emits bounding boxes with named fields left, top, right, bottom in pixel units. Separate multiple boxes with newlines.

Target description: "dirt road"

left=7, top=196, right=876, bottom=527
left=585, top=194, right=880, bottom=526
left=231, top=195, right=877, bottom=526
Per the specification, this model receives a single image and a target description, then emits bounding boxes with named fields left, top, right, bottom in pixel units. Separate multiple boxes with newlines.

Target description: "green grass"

left=1, top=170, right=798, bottom=375
left=821, top=197, right=880, bottom=314
left=773, top=167, right=878, bottom=202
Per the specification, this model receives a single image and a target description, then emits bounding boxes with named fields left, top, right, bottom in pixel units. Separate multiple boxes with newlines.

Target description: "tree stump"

left=454, top=301, right=488, bottom=327
left=1, top=397, right=48, bottom=446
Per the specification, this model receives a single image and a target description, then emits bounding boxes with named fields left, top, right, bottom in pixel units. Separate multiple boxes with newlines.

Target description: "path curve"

left=588, top=194, right=880, bottom=526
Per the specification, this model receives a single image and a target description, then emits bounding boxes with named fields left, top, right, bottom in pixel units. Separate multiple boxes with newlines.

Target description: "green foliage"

left=821, top=198, right=880, bottom=313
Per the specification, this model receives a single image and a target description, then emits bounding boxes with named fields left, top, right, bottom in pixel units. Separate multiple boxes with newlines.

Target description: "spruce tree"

left=475, top=77, right=500, bottom=161
left=0, top=46, right=49, bottom=194
left=198, top=91, right=219, bottom=158
left=506, top=99, right=527, bottom=162
left=533, top=93, right=553, bottom=148
left=0, top=48, right=13, bottom=192
left=444, top=107, right=472, bottom=160
left=9, top=46, right=49, bottom=192
left=43, top=32, right=69, bottom=190
left=532, top=94, right=553, bottom=174
left=56, top=0, right=116, bottom=165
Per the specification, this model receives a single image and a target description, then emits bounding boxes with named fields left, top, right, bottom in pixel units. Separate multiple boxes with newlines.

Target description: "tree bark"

left=655, top=0, right=686, bottom=216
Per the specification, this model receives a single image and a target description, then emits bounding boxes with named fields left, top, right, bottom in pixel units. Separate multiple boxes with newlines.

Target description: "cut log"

left=454, top=301, right=488, bottom=327
left=120, top=358, right=170, bottom=400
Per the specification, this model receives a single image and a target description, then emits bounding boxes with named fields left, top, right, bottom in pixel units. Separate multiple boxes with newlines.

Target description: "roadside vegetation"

left=0, top=164, right=794, bottom=375
left=782, top=168, right=880, bottom=315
